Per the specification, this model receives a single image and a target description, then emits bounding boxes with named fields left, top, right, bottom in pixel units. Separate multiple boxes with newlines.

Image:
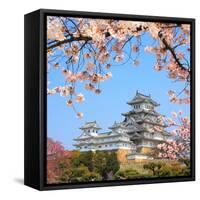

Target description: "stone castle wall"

left=116, top=148, right=155, bottom=165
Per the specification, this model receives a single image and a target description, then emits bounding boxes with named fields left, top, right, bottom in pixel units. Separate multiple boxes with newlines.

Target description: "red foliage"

left=47, top=138, right=72, bottom=184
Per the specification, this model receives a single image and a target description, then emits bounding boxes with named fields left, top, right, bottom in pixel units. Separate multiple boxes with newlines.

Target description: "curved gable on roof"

left=80, top=121, right=101, bottom=130
left=127, top=91, right=160, bottom=106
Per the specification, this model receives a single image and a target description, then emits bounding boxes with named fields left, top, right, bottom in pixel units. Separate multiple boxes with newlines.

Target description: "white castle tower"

left=74, top=91, right=171, bottom=160
left=122, top=91, right=171, bottom=159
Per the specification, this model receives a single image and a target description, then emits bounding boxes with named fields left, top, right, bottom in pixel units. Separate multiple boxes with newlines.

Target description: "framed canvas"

left=24, top=9, right=195, bottom=190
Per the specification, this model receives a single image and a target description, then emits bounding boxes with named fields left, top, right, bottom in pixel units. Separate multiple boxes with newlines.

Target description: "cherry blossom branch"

left=47, top=17, right=191, bottom=118
left=158, top=31, right=190, bottom=76
left=47, top=36, right=92, bottom=50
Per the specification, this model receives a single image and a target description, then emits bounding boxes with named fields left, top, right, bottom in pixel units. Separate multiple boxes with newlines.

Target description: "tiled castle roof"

left=109, top=117, right=144, bottom=132
left=127, top=91, right=160, bottom=106
left=79, top=121, right=101, bottom=130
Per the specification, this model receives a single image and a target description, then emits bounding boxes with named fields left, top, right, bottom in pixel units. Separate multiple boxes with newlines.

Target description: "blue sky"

left=47, top=29, right=190, bottom=149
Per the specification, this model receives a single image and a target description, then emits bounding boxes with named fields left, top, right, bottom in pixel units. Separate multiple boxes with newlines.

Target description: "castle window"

left=134, top=104, right=140, bottom=109
left=134, top=105, right=140, bottom=109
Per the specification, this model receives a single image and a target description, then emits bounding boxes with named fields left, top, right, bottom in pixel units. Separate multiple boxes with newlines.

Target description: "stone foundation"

left=137, top=147, right=153, bottom=154
left=116, top=148, right=155, bottom=164
left=116, top=149, right=132, bottom=164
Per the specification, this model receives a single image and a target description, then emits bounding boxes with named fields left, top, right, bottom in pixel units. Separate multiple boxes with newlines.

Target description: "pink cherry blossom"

left=171, top=111, right=178, bottom=118
left=154, top=63, right=162, bottom=71
left=85, top=83, right=95, bottom=91
left=115, top=54, right=124, bottom=62
left=59, top=86, right=69, bottom=97
left=86, top=62, right=95, bottom=72
left=77, top=112, right=84, bottom=119
left=76, top=93, right=85, bottom=103
left=132, top=45, right=139, bottom=52
left=66, top=100, right=73, bottom=107
left=133, top=60, right=140, bottom=66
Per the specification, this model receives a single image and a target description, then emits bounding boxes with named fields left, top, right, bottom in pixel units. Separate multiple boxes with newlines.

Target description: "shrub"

left=143, top=161, right=190, bottom=177
left=179, top=158, right=190, bottom=168
left=70, top=165, right=101, bottom=182
left=114, top=169, right=141, bottom=180
left=143, top=162, right=163, bottom=176
left=58, top=165, right=102, bottom=183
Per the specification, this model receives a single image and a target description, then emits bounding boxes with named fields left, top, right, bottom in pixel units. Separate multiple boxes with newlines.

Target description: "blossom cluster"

left=157, top=111, right=190, bottom=160
left=157, top=141, right=185, bottom=159
left=47, top=16, right=190, bottom=119
left=168, top=89, right=190, bottom=104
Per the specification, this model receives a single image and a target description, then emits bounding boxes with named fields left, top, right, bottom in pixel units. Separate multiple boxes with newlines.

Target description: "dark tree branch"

left=47, top=36, right=92, bottom=50
left=158, top=31, right=190, bottom=74
left=67, top=18, right=81, bottom=35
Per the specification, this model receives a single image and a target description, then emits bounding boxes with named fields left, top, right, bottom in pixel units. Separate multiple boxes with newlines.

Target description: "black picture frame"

left=24, top=9, right=195, bottom=191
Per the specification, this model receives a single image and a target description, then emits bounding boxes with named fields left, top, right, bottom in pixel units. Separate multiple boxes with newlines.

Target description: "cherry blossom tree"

left=47, top=16, right=190, bottom=118
left=157, top=111, right=190, bottom=160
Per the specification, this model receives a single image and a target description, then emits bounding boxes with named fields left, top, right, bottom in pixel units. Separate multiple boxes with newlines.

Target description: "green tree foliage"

left=58, top=165, right=101, bottom=183
left=70, top=165, right=101, bottom=182
left=72, top=151, right=94, bottom=171
left=143, top=161, right=190, bottom=177
left=143, top=162, right=163, bottom=176
left=63, top=150, right=120, bottom=182
left=114, top=169, right=140, bottom=180
left=93, top=151, right=120, bottom=180
left=179, top=158, right=190, bottom=168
